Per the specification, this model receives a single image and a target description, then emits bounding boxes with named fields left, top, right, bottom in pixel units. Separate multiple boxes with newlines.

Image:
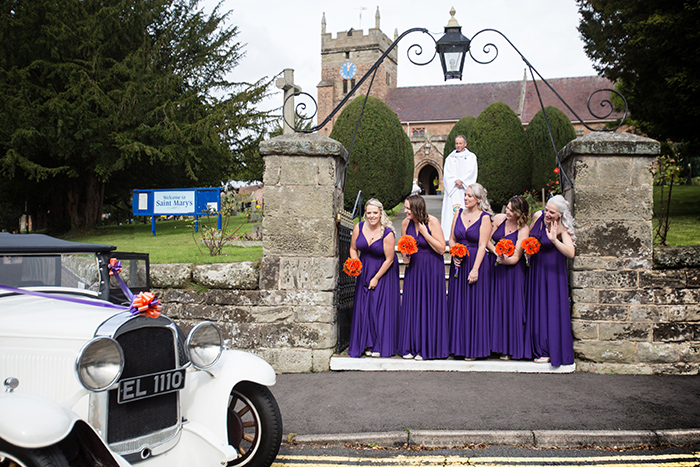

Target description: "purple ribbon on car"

left=108, top=259, right=134, bottom=301
left=0, top=284, right=127, bottom=311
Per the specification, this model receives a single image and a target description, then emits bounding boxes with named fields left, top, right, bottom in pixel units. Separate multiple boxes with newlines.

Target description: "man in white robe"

left=440, top=135, right=478, bottom=239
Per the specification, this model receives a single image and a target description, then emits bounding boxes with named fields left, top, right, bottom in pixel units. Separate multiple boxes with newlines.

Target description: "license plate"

left=118, top=368, right=186, bottom=404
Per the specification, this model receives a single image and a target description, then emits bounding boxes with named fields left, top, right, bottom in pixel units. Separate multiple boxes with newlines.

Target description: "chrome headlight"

left=186, top=322, right=223, bottom=370
left=76, top=337, right=124, bottom=391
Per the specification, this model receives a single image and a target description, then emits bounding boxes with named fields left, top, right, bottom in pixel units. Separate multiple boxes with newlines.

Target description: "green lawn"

left=64, top=185, right=700, bottom=263
left=68, top=217, right=262, bottom=265
left=653, top=185, right=700, bottom=246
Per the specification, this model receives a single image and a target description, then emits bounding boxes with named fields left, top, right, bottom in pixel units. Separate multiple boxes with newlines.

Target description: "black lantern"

left=436, top=7, right=471, bottom=80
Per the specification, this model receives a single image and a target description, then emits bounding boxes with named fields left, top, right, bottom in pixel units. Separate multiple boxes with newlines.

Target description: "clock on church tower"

left=339, top=61, right=357, bottom=80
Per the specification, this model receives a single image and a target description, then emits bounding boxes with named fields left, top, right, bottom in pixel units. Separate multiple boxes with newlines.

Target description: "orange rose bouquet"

left=521, top=237, right=541, bottom=266
left=449, top=243, right=469, bottom=277
left=397, top=235, right=418, bottom=256
left=343, top=258, right=362, bottom=277
left=494, top=238, right=515, bottom=266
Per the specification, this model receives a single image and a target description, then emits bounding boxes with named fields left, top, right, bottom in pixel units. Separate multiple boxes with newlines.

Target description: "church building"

left=317, top=8, right=624, bottom=193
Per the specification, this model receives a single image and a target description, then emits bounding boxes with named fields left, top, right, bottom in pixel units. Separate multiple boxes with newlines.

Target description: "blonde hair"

left=547, top=195, right=576, bottom=245
left=468, top=183, right=494, bottom=215
left=365, top=198, right=392, bottom=236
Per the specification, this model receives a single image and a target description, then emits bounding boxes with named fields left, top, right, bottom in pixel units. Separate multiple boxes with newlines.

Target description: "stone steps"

left=397, top=247, right=452, bottom=293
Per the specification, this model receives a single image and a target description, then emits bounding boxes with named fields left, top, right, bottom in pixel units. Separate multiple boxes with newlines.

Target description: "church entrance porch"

left=417, top=164, right=440, bottom=195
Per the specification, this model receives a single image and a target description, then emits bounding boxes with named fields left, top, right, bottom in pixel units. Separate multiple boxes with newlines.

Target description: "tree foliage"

left=0, top=0, right=273, bottom=232
left=577, top=0, right=700, bottom=157
left=525, top=106, right=577, bottom=193
left=330, top=96, right=413, bottom=212
left=444, top=116, right=476, bottom=159
left=469, top=102, right=533, bottom=211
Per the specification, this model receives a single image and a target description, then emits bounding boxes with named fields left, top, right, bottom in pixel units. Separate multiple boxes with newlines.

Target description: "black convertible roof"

left=0, top=233, right=116, bottom=254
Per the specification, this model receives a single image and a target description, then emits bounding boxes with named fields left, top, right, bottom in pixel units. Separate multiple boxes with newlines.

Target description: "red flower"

left=397, top=235, right=419, bottom=255
left=343, top=258, right=362, bottom=277
left=554, top=167, right=560, bottom=174
left=494, top=238, right=515, bottom=257
left=449, top=243, right=469, bottom=259
left=521, top=237, right=541, bottom=256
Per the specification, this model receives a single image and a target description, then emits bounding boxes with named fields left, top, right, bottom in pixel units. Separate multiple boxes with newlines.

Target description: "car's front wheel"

left=226, top=382, right=282, bottom=467
left=0, top=439, right=69, bottom=467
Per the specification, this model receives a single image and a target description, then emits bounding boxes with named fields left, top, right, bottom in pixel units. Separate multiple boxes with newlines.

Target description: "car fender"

left=0, top=393, right=131, bottom=466
left=180, top=349, right=276, bottom=446
left=0, top=392, right=79, bottom=449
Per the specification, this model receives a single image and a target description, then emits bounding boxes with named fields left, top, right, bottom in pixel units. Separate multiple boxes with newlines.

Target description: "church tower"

left=317, top=7, right=398, bottom=137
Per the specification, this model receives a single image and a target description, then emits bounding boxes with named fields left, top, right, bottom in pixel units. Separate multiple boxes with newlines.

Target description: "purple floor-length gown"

left=490, top=222, right=527, bottom=359
left=447, top=210, right=491, bottom=358
left=524, top=212, right=575, bottom=366
left=348, top=223, right=400, bottom=358
left=398, top=221, right=448, bottom=359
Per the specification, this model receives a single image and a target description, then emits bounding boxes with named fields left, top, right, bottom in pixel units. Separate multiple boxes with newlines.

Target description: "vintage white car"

left=0, top=233, right=282, bottom=467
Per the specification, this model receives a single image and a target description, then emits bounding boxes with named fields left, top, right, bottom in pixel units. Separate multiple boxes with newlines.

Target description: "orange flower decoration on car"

left=108, top=258, right=122, bottom=276
left=343, top=258, right=362, bottom=277
left=397, top=235, right=418, bottom=255
left=494, top=238, right=515, bottom=257
left=129, top=292, right=162, bottom=319
left=521, top=237, right=541, bottom=255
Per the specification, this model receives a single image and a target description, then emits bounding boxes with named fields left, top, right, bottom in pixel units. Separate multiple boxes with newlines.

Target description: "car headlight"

left=186, top=322, right=223, bottom=370
left=76, top=337, right=124, bottom=391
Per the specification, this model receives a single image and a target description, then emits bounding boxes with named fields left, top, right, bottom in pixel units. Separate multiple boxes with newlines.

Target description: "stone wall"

left=562, top=132, right=700, bottom=375
left=156, top=133, right=348, bottom=374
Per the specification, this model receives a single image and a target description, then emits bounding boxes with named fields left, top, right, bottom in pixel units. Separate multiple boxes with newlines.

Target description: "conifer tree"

left=469, top=102, right=533, bottom=211
left=526, top=106, right=577, bottom=193
left=0, top=0, right=273, bottom=232
left=330, top=96, right=414, bottom=212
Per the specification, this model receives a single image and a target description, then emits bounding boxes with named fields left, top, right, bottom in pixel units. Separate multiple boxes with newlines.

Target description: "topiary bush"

left=526, top=106, right=577, bottom=193
left=330, top=95, right=414, bottom=212
left=469, top=102, right=533, bottom=211
left=444, top=115, right=476, bottom=159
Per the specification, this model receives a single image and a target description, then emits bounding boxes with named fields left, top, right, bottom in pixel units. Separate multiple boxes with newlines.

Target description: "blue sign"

left=133, top=188, right=221, bottom=236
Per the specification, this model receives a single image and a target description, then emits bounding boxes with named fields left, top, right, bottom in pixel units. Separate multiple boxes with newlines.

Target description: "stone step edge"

left=330, top=355, right=575, bottom=373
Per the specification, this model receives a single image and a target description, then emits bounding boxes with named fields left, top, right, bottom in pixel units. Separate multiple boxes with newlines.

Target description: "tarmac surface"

left=271, top=371, right=700, bottom=448
left=271, top=194, right=700, bottom=449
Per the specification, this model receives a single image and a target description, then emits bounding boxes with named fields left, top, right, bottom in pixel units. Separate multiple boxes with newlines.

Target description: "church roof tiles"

left=384, top=76, right=623, bottom=125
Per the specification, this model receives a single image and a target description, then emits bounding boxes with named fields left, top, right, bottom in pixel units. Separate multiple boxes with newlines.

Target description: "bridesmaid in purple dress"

left=447, top=183, right=493, bottom=359
left=348, top=198, right=400, bottom=358
left=398, top=194, right=448, bottom=360
left=488, top=196, right=530, bottom=360
left=524, top=195, right=576, bottom=366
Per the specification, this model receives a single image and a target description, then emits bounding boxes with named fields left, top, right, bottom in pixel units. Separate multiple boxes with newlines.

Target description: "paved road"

left=271, top=371, right=700, bottom=437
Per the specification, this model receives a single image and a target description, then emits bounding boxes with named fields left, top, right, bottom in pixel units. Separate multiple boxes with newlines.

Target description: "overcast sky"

left=207, top=0, right=597, bottom=117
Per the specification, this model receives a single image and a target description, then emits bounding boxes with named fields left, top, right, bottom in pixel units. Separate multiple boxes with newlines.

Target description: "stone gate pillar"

left=258, top=133, right=348, bottom=372
left=560, top=131, right=663, bottom=373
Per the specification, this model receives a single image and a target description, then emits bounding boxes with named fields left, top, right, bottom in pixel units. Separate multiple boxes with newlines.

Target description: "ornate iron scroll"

left=284, top=28, right=437, bottom=134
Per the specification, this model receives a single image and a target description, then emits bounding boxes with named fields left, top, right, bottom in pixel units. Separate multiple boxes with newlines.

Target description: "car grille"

left=107, top=326, right=179, bottom=445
